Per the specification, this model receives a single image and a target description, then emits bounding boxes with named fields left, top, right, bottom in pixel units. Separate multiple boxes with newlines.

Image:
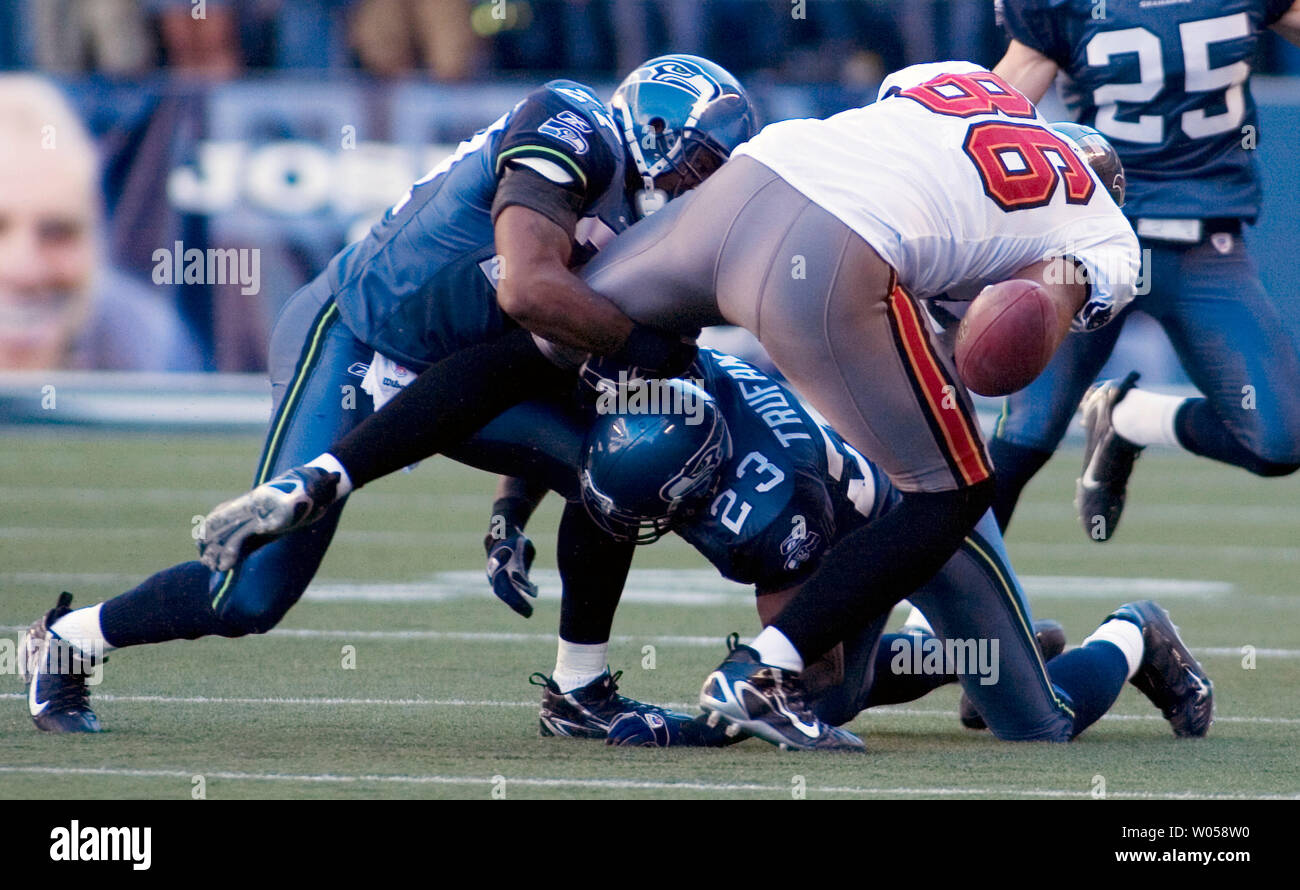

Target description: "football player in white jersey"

left=554, top=60, right=1139, bottom=748
left=194, top=62, right=1140, bottom=750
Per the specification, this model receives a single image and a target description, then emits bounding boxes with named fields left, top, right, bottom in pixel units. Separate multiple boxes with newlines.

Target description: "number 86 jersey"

left=731, top=61, right=1139, bottom=329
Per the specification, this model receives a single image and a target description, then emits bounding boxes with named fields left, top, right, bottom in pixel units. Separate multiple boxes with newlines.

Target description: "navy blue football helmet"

left=1052, top=121, right=1126, bottom=207
left=612, top=54, right=758, bottom=218
left=580, top=379, right=732, bottom=543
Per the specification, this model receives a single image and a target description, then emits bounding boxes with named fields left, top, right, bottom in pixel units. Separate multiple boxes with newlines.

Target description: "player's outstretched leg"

left=19, top=592, right=103, bottom=733
left=1076, top=371, right=1143, bottom=541
left=958, top=618, right=1066, bottom=731
left=699, top=634, right=866, bottom=752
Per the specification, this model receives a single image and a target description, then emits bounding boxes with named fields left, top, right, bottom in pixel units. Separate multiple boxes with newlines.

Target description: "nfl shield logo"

left=1211, top=232, right=1234, bottom=255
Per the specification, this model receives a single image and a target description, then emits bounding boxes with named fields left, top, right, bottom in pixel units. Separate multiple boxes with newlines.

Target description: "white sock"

left=307, top=452, right=354, bottom=497
left=49, top=603, right=114, bottom=656
left=1111, top=389, right=1185, bottom=449
left=1083, top=618, right=1145, bottom=680
left=751, top=626, right=805, bottom=672
left=900, top=603, right=932, bottom=633
left=552, top=639, right=608, bottom=693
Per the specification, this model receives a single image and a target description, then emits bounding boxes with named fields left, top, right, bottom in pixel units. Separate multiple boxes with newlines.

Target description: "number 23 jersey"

left=677, top=350, right=898, bottom=590
left=731, top=61, right=1139, bottom=330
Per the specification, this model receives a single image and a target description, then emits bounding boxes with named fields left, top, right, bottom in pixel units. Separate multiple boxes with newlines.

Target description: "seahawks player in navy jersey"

left=20, top=55, right=756, bottom=733
left=988, top=0, right=1300, bottom=539
left=478, top=351, right=1212, bottom=749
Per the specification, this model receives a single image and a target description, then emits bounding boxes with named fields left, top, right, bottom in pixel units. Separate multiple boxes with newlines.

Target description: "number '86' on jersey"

left=731, top=61, right=1140, bottom=322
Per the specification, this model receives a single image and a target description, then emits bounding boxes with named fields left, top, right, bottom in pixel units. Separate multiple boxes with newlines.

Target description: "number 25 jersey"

left=998, top=0, right=1291, bottom=221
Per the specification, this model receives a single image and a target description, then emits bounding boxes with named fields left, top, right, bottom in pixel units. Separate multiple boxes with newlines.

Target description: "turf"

left=1, top=430, right=1297, bottom=799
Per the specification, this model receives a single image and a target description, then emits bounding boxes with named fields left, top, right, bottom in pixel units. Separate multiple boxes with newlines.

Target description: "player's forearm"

left=1273, top=7, right=1300, bottom=47
left=1013, top=258, right=1088, bottom=338
left=993, top=39, right=1058, bottom=105
left=499, top=265, right=635, bottom=355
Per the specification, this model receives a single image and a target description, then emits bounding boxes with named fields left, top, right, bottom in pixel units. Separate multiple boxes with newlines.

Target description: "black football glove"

left=484, top=531, right=539, bottom=618
left=605, top=710, right=741, bottom=747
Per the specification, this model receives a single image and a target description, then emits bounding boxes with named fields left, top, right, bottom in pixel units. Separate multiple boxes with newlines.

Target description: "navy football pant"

left=995, top=233, right=1300, bottom=504
left=101, top=285, right=376, bottom=642
left=817, top=509, right=1127, bottom=742
left=100, top=283, right=584, bottom=645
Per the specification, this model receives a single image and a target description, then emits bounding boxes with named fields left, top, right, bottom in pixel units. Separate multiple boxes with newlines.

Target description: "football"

left=954, top=279, right=1060, bottom=397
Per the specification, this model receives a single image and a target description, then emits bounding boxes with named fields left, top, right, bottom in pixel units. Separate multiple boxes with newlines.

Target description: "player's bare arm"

left=1011, top=257, right=1090, bottom=332
left=992, top=38, right=1058, bottom=105
left=493, top=203, right=634, bottom=356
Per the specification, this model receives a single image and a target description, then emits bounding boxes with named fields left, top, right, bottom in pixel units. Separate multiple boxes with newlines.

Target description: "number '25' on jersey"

left=999, top=0, right=1293, bottom=220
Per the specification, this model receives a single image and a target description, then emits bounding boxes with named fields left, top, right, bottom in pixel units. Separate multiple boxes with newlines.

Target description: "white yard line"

left=0, top=692, right=1294, bottom=724
left=2, top=623, right=1296, bottom=657
left=0, top=764, right=1293, bottom=798
left=6, top=486, right=1294, bottom=526
left=2, top=568, right=1234, bottom=605
left=5, top=523, right=1300, bottom=563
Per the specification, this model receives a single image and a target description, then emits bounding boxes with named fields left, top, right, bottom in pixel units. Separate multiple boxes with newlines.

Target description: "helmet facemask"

left=611, top=54, right=756, bottom=218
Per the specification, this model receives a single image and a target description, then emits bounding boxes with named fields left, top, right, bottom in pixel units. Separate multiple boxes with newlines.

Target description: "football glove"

left=197, top=466, right=339, bottom=572
left=605, top=710, right=738, bottom=748
left=578, top=324, right=698, bottom=395
left=485, top=531, right=539, bottom=618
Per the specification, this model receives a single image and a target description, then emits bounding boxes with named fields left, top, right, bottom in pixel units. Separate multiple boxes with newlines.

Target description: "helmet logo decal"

left=641, top=60, right=722, bottom=101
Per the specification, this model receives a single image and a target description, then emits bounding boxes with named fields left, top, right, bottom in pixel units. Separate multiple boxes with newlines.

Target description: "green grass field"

left=2, top=430, right=1297, bottom=799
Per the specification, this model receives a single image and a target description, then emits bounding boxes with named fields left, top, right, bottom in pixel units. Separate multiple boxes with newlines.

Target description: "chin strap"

left=634, top=185, right=668, bottom=218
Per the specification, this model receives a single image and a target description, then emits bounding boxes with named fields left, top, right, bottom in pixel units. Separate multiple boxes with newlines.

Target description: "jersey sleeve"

left=1066, top=226, right=1141, bottom=332
left=491, top=83, right=620, bottom=217
left=996, top=0, right=1073, bottom=67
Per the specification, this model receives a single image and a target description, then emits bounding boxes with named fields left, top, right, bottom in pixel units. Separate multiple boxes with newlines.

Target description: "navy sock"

left=988, top=438, right=1053, bottom=532
left=774, top=478, right=995, bottom=663
left=99, top=561, right=228, bottom=648
left=1175, top=398, right=1299, bottom=476
left=1045, top=641, right=1129, bottom=737
left=556, top=501, right=634, bottom=645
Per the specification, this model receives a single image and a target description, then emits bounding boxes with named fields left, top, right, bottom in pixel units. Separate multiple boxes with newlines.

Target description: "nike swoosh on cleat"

left=28, top=663, right=49, bottom=718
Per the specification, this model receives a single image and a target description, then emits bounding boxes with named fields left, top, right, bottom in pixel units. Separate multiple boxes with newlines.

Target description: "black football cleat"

left=531, top=669, right=681, bottom=739
left=959, top=618, right=1067, bottom=730
left=19, top=592, right=104, bottom=733
left=1076, top=371, right=1143, bottom=542
left=1108, top=601, right=1213, bottom=738
left=699, top=634, right=865, bottom=752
